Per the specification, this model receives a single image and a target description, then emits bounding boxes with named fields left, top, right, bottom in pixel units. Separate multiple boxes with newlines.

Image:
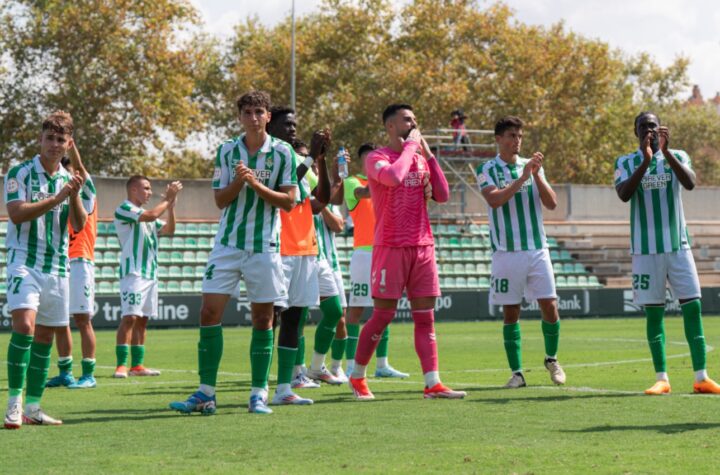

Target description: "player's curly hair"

left=494, top=116, right=524, bottom=136
left=357, top=142, right=376, bottom=158
left=236, top=90, right=271, bottom=114
left=42, top=110, right=73, bottom=136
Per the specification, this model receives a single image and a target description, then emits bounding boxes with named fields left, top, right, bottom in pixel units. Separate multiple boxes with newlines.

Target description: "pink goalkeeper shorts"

left=370, top=245, right=440, bottom=300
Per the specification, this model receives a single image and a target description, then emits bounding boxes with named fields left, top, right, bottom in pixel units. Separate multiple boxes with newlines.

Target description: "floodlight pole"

left=290, top=0, right=296, bottom=110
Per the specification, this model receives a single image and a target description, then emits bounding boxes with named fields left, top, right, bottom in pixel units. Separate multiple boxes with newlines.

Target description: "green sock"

left=198, top=325, right=223, bottom=387
left=25, top=341, right=52, bottom=405
left=645, top=306, right=667, bottom=373
left=331, top=337, right=348, bottom=361
left=7, top=332, right=33, bottom=397
left=314, top=296, right=343, bottom=354
left=295, top=308, right=308, bottom=366
left=541, top=320, right=560, bottom=358
left=376, top=326, right=390, bottom=358
left=503, top=323, right=522, bottom=372
left=250, top=328, right=274, bottom=389
left=130, top=345, right=145, bottom=367
left=58, top=356, right=73, bottom=375
left=81, top=358, right=96, bottom=377
left=681, top=299, right=706, bottom=371
left=346, top=323, right=360, bottom=360
left=116, top=345, right=129, bottom=367
left=277, top=346, right=297, bottom=385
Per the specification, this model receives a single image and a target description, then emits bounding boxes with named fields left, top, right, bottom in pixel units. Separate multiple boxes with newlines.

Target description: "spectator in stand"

left=450, top=109, right=469, bottom=151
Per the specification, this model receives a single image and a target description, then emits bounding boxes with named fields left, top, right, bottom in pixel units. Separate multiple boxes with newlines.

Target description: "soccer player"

left=344, top=143, right=409, bottom=379
left=476, top=116, right=566, bottom=389
left=614, top=111, right=720, bottom=395
left=4, top=111, right=91, bottom=428
left=348, top=104, right=465, bottom=400
left=45, top=147, right=99, bottom=389
left=169, top=90, right=297, bottom=415
left=112, top=176, right=182, bottom=378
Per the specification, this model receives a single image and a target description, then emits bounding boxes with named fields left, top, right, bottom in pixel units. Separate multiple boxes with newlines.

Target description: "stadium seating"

left=0, top=219, right=605, bottom=295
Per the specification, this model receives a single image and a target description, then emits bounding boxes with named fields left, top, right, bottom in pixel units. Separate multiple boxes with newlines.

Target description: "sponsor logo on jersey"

left=403, top=171, right=427, bottom=187
left=641, top=173, right=671, bottom=190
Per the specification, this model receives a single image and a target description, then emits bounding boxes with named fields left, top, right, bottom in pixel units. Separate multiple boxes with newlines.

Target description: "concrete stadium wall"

left=1, top=177, right=718, bottom=221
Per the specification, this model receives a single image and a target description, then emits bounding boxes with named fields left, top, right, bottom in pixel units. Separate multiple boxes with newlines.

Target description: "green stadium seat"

left=451, top=250, right=462, bottom=261
left=101, top=266, right=115, bottom=278
left=447, top=224, right=459, bottom=235
left=335, top=236, right=346, bottom=248
left=464, top=263, right=475, bottom=275
left=169, top=266, right=182, bottom=278
left=578, top=275, right=589, bottom=287
left=471, top=236, right=484, bottom=247
left=195, top=265, right=205, bottom=278
left=563, top=263, right=575, bottom=274
left=158, top=251, right=170, bottom=264
left=194, top=280, right=203, bottom=292
left=158, top=281, right=167, bottom=292
left=479, top=276, right=490, bottom=288
left=183, top=251, right=196, bottom=262
left=467, top=276, right=479, bottom=288
left=93, top=251, right=104, bottom=264
left=167, top=281, right=181, bottom=293
left=550, top=250, right=560, bottom=261
left=106, top=237, right=120, bottom=249
left=96, top=222, right=108, bottom=235
left=170, top=251, right=183, bottom=264
left=574, top=263, right=586, bottom=274
left=98, top=281, right=112, bottom=294
left=0, top=251, right=5, bottom=261
left=174, top=223, right=187, bottom=235
left=199, top=223, right=212, bottom=235
left=441, top=263, right=453, bottom=276
left=462, top=250, right=473, bottom=261
left=171, top=237, right=184, bottom=249
left=180, top=280, right=193, bottom=293
left=477, top=263, right=488, bottom=275
left=556, top=275, right=567, bottom=287
left=198, top=237, right=212, bottom=249
left=186, top=223, right=199, bottom=235
left=589, top=275, right=601, bottom=287
left=107, top=222, right=117, bottom=235
left=448, top=237, right=460, bottom=248
left=0, top=281, right=7, bottom=294
left=547, top=237, right=558, bottom=248
left=473, top=250, right=485, bottom=261
left=158, top=266, right=169, bottom=278
left=456, top=276, right=467, bottom=288
left=211, top=223, right=219, bottom=234
left=0, top=266, right=6, bottom=279
left=553, top=262, right=563, bottom=275
left=185, top=237, right=198, bottom=248
left=560, top=250, right=571, bottom=261
left=182, top=266, right=195, bottom=278
left=469, top=224, right=482, bottom=235
left=112, top=281, right=120, bottom=293
left=459, top=237, right=472, bottom=248
left=480, top=224, right=490, bottom=235
left=436, top=224, right=447, bottom=235
left=95, top=236, right=106, bottom=249
left=238, top=280, right=247, bottom=292
left=103, top=251, right=117, bottom=265
left=443, top=276, right=455, bottom=289
left=453, top=263, right=464, bottom=275
left=196, top=251, right=209, bottom=263
left=160, top=237, right=172, bottom=248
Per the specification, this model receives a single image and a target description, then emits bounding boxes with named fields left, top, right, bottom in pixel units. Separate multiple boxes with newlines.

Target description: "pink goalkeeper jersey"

left=366, top=141, right=450, bottom=247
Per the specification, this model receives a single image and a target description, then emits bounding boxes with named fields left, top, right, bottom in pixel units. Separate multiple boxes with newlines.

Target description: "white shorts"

left=202, top=244, right=287, bottom=304
left=632, top=249, right=701, bottom=305
left=277, top=255, right=320, bottom=308
left=490, top=249, right=557, bottom=305
left=6, top=262, right=69, bottom=327
left=349, top=249, right=372, bottom=307
left=120, top=275, right=158, bottom=318
left=317, top=259, right=340, bottom=298
left=334, top=269, right=347, bottom=308
left=69, top=260, right=95, bottom=316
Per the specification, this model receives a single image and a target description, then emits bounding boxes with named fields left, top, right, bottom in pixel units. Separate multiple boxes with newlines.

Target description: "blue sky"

left=191, top=0, right=720, bottom=100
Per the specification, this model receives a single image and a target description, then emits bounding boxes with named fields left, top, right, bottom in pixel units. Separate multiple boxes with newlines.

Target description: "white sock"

left=25, top=402, right=40, bottom=413
left=310, top=352, right=325, bottom=372
left=292, top=365, right=303, bottom=379
left=656, top=372, right=669, bottom=382
left=376, top=357, right=388, bottom=369
left=424, top=371, right=441, bottom=388
left=8, top=395, right=22, bottom=407
left=330, top=359, right=342, bottom=371
left=695, top=369, right=708, bottom=383
left=276, top=383, right=291, bottom=395
left=346, top=358, right=355, bottom=369
left=250, top=386, right=267, bottom=398
left=351, top=363, right=367, bottom=379
left=198, top=384, right=215, bottom=397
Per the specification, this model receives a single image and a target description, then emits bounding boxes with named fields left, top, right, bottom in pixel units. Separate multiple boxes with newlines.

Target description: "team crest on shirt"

left=265, top=154, right=274, bottom=169
left=6, top=178, right=18, bottom=193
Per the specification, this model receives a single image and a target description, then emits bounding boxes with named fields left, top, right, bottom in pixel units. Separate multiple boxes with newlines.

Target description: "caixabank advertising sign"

left=2, top=288, right=720, bottom=330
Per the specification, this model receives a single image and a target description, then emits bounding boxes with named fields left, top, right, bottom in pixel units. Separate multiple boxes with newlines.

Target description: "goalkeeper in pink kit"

left=348, top=104, right=467, bottom=400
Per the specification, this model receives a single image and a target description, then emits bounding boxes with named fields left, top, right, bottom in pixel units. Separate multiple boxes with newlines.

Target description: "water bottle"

left=337, top=147, right=349, bottom=179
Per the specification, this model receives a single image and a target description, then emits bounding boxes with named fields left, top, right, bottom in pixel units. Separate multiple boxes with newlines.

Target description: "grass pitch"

left=3, top=317, right=720, bottom=474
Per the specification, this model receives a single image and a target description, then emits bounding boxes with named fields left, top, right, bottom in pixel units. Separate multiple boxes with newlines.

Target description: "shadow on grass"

left=469, top=393, right=642, bottom=405
left=564, top=422, right=720, bottom=434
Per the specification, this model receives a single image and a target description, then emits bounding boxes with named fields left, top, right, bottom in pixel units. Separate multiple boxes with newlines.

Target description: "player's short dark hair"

left=634, top=111, right=660, bottom=132
left=60, top=157, right=71, bottom=169
left=236, top=90, right=271, bottom=114
left=382, top=104, right=413, bottom=123
left=494, top=116, right=524, bottom=136
left=357, top=142, right=376, bottom=158
left=269, top=106, right=295, bottom=125
left=292, top=139, right=308, bottom=153
left=42, top=110, right=73, bottom=136
left=126, top=175, right=150, bottom=190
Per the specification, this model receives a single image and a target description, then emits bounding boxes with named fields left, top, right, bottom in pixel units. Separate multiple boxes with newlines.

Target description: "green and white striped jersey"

left=476, top=155, right=548, bottom=252
left=4, top=155, right=96, bottom=276
left=212, top=134, right=298, bottom=253
left=614, top=149, right=691, bottom=255
left=114, top=200, right=164, bottom=280
left=314, top=205, right=341, bottom=271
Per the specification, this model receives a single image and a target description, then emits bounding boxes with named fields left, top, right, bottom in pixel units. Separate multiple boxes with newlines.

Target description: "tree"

left=0, top=0, right=212, bottom=175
